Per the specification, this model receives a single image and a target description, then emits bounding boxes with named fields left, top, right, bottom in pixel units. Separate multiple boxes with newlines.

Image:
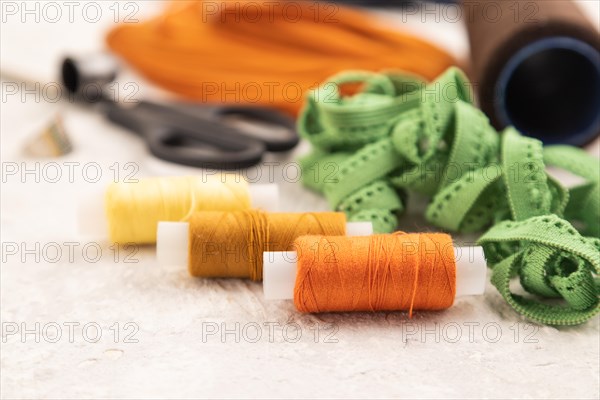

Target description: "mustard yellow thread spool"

left=156, top=212, right=374, bottom=279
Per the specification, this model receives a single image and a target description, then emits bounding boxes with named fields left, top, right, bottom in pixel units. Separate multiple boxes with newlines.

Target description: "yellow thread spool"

left=105, top=175, right=252, bottom=244
left=156, top=212, right=375, bottom=280
left=187, top=210, right=347, bottom=280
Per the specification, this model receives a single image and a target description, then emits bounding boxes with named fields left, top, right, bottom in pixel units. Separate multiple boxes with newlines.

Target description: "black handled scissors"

left=61, top=55, right=299, bottom=169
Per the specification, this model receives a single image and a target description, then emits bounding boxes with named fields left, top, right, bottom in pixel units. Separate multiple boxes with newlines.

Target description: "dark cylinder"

left=464, top=0, right=600, bottom=146
left=61, top=54, right=119, bottom=103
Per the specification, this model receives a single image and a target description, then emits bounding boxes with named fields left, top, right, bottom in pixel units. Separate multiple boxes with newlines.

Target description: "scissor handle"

left=104, top=101, right=266, bottom=169
left=144, top=125, right=265, bottom=169
left=213, top=106, right=299, bottom=152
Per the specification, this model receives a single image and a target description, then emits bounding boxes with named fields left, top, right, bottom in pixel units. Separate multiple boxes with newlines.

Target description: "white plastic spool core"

left=78, top=183, right=279, bottom=238
left=263, top=246, right=488, bottom=300
left=156, top=221, right=373, bottom=268
left=248, top=184, right=279, bottom=211
left=77, top=187, right=107, bottom=238
left=157, top=222, right=189, bottom=267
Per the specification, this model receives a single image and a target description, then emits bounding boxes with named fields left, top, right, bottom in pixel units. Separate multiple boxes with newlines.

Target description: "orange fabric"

left=293, top=233, right=457, bottom=314
left=106, top=0, right=456, bottom=115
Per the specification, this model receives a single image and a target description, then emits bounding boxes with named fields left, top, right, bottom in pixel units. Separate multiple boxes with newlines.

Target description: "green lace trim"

left=298, top=67, right=600, bottom=325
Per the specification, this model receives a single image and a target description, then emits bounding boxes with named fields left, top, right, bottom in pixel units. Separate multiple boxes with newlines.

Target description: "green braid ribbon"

left=298, top=67, right=600, bottom=325
left=478, top=215, right=600, bottom=325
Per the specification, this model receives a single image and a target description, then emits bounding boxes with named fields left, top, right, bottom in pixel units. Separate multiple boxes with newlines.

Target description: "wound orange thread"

left=189, top=210, right=346, bottom=280
left=106, top=0, right=456, bottom=115
left=293, top=233, right=456, bottom=314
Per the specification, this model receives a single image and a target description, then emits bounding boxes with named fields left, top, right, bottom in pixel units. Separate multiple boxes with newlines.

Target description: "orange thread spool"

left=293, top=233, right=456, bottom=315
left=189, top=210, right=346, bottom=280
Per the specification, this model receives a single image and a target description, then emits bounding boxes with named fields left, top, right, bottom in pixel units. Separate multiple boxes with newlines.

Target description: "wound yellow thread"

left=105, top=175, right=251, bottom=244
left=188, top=210, right=347, bottom=280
